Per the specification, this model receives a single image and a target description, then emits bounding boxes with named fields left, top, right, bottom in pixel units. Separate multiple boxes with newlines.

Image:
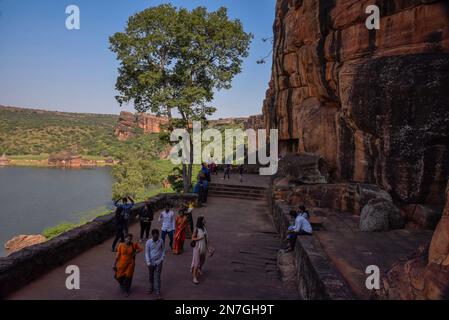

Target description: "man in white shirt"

left=297, top=205, right=310, bottom=220
left=145, top=229, right=165, bottom=298
left=285, top=210, right=313, bottom=252
left=159, top=206, right=175, bottom=249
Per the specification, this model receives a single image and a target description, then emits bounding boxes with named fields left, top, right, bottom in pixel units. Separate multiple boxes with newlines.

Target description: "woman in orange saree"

left=113, top=234, right=142, bottom=297
left=173, top=210, right=189, bottom=255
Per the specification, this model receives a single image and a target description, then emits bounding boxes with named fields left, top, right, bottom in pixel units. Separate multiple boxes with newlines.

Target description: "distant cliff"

left=114, top=111, right=263, bottom=140
left=0, top=105, right=118, bottom=156
left=114, top=111, right=169, bottom=141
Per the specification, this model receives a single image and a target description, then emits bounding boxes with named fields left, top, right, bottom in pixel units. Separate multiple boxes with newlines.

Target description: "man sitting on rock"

left=285, top=209, right=313, bottom=252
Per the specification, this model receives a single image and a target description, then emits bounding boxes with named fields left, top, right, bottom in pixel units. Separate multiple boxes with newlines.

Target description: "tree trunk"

left=182, top=163, right=189, bottom=193
left=182, top=137, right=194, bottom=193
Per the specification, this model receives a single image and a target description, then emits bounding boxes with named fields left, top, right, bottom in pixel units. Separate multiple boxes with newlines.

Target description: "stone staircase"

left=209, top=182, right=267, bottom=201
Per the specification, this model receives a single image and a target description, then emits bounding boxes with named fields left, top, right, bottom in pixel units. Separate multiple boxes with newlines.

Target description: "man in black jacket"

left=138, top=202, right=154, bottom=242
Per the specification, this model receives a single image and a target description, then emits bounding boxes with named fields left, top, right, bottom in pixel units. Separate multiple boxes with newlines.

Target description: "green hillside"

left=0, top=106, right=164, bottom=158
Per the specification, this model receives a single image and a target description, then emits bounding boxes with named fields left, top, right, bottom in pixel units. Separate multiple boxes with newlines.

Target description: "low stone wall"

left=272, top=181, right=392, bottom=216
left=0, top=193, right=197, bottom=298
left=271, top=199, right=354, bottom=300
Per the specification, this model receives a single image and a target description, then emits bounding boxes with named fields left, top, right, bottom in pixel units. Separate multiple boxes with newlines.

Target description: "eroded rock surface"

left=114, top=111, right=169, bottom=141
left=5, top=235, right=47, bottom=255
left=263, top=0, right=449, bottom=205
left=360, top=198, right=404, bottom=232
left=264, top=0, right=449, bottom=299
left=275, top=153, right=329, bottom=184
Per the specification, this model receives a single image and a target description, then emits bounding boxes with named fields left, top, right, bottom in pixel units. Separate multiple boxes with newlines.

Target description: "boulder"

left=360, top=199, right=405, bottom=232
left=403, top=204, right=443, bottom=230
left=273, top=182, right=393, bottom=216
left=276, top=153, right=329, bottom=184
left=5, top=235, right=47, bottom=255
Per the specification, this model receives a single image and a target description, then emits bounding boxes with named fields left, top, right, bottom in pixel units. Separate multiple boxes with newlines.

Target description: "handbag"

left=190, top=240, right=196, bottom=248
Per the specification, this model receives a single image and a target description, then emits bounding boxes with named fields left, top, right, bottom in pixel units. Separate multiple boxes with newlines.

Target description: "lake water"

left=0, top=167, right=114, bottom=256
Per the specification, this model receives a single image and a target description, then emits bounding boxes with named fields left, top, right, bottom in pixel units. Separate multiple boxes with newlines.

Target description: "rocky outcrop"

left=4, top=235, right=47, bottom=255
left=48, top=151, right=82, bottom=168
left=244, top=115, right=265, bottom=130
left=275, top=153, right=329, bottom=184
left=360, top=199, right=404, bottom=232
left=115, top=112, right=250, bottom=141
left=114, top=111, right=169, bottom=141
left=47, top=152, right=98, bottom=168
left=403, top=204, right=442, bottom=230
left=381, top=183, right=449, bottom=299
left=263, top=0, right=449, bottom=299
left=272, top=156, right=394, bottom=216
left=263, top=0, right=449, bottom=205
left=209, top=117, right=248, bottom=127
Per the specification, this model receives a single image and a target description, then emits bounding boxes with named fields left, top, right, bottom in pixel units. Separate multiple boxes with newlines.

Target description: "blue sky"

left=0, top=0, right=275, bottom=118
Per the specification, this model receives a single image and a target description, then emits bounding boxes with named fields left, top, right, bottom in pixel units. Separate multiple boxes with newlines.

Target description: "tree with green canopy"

left=110, top=4, right=252, bottom=192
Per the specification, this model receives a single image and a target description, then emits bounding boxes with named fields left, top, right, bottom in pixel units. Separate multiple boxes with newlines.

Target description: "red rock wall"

left=263, top=0, right=449, bottom=205
left=114, top=111, right=169, bottom=141
left=244, top=115, right=265, bottom=130
left=263, top=0, right=449, bottom=300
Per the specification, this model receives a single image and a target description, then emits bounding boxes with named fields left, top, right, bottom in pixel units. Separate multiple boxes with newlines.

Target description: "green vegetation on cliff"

left=0, top=106, right=167, bottom=158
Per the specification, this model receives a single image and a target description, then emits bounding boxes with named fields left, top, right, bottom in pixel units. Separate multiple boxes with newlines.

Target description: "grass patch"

left=42, top=222, right=83, bottom=239
left=8, top=154, right=49, bottom=160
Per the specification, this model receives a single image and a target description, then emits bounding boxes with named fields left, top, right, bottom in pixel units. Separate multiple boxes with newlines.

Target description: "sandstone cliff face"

left=115, top=112, right=252, bottom=141
left=244, top=115, right=265, bottom=131
left=263, top=0, right=449, bottom=299
left=263, top=0, right=449, bottom=205
left=114, top=111, right=169, bottom=141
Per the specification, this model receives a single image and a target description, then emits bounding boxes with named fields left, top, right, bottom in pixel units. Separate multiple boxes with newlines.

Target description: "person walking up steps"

left=238, top=164, right=245, bottom=183
left=145, top=229, right=165, bottom=299
left=223, top=164, right=231, bottom=180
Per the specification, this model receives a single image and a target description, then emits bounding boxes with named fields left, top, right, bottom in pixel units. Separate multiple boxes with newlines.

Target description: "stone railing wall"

left=270, top=198, right=354, bottom=300
left=0, top=193, right=197, bottom=298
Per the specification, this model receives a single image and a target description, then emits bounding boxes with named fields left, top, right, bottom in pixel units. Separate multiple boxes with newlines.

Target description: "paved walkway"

left=312, top=208, right=433, bottom=299
left=211, top=172, right=271, bottom=187
left=8, top=185, right=298, bottom=300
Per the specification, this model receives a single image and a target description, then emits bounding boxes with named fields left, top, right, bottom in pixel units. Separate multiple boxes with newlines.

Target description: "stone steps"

left=209, top=183, right=267, bottom=201
left=209, top=183, right=267, bottom=191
